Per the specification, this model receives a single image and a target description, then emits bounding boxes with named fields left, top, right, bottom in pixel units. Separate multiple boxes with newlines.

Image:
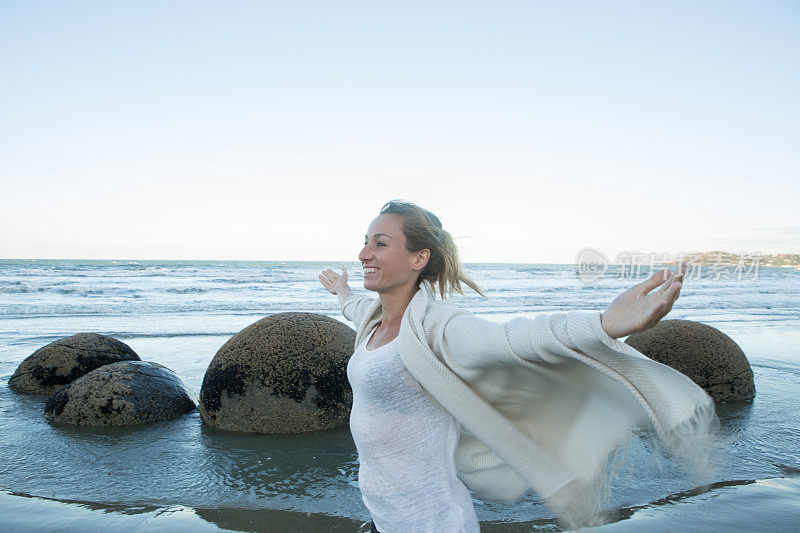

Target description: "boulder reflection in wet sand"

left=199, top=312, right=355, bottom=434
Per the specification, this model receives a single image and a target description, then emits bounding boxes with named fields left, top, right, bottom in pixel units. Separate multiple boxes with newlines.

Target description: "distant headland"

left=667, top=251, right=800, bottom=268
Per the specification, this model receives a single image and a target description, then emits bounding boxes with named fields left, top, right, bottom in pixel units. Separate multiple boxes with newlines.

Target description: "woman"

left=319, top=200, right=718, bottom=532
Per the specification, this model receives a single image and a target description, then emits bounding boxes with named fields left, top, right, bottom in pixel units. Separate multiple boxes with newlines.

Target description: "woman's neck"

left=377, top=285, right=419, bottom=329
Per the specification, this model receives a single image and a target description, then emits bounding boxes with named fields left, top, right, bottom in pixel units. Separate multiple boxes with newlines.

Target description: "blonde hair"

left=378, top=199, right=487, bottom=300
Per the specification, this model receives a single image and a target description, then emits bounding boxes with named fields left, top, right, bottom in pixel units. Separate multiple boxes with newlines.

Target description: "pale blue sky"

left=1, top=1, right=798, bottom=263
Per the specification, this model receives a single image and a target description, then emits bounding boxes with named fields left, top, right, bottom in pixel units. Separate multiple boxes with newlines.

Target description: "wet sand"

left=0, top=487, right=366, bottom=532
left=3, top=475, right=800, bottom=532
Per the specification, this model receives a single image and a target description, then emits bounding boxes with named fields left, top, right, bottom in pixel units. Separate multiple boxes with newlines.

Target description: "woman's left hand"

left=600, top=263, right=688, bottom=339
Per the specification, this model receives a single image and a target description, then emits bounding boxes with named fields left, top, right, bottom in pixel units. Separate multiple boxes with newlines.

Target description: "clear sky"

left=1, top=1, right=798, bottom=263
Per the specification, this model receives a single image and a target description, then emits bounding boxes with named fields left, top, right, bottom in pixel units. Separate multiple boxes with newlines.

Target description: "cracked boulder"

left=625, top=319, right=755, bottom=402
left=9, top=333, right=141, bottom=395
left=199, top=312, right=355, bottom=434
left=44, top=360, right=198, bottom=426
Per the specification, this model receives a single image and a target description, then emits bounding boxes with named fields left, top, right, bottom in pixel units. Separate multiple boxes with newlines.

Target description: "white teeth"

left=364, top=267, right=379, bottom=273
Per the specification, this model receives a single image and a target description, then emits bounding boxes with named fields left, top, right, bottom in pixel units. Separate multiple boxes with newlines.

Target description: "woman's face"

left=359, top=214, right=428, bottom=294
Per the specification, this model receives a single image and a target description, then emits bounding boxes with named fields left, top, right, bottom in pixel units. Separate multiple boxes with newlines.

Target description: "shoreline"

left=4, top=475, right=800, bottom=532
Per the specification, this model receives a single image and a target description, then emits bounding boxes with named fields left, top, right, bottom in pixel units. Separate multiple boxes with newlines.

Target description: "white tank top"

left=347, top=323, right=481, bottom=533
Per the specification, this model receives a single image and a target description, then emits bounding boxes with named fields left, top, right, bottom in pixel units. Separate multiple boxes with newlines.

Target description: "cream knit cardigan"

left=341, top=281, right=720, bottom=516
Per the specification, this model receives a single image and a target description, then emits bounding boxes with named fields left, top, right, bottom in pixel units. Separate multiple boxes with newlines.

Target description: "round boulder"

left=199, top=312, right=356, bottom=434
left=10, top=333, right=141, bottom=395
left=624, top=319, right=755, bottom=402
left=44, top=360, right=198, bottom=426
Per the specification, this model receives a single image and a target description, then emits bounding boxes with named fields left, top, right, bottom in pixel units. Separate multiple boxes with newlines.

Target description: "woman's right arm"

left=319, top=266, right=353, bottom=303
left=319, top=266, right=374, bottom=323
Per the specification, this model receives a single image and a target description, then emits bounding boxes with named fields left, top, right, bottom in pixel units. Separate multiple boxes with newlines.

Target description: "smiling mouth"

left=364, top=268, right=379, bottom=275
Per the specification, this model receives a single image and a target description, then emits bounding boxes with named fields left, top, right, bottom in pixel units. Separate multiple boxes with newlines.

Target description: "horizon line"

left=0, top=257, right=572, bottom=265
left=1, top=252, right=788, bottom=265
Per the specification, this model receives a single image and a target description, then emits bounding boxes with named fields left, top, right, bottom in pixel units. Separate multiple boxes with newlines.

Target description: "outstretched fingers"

left=638, top=268, right=671, bottom=296
left=319, top=267, right=348, bottom=292
left=651, top=264, right=689, bottom=297
left=655, top=271, right=677, bottom=297
left=657, top=264, right=688, bottom=297
left=320, top=269, right=339, bottom=282
left=319, top=269, right=338, bottom=287
left=659, top=272, right=683, bottom=320
left=657, top=278, right=683, bottom=320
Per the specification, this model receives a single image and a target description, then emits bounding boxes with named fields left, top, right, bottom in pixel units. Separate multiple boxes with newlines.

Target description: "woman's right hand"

left=319, top=266, right=350, bottom=295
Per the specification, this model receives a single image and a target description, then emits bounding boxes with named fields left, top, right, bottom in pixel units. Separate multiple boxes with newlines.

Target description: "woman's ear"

left=413, top=248, right=431, bottom=271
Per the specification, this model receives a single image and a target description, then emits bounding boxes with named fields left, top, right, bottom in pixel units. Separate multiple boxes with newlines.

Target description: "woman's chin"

left=363, top=279, right=380, bottom=292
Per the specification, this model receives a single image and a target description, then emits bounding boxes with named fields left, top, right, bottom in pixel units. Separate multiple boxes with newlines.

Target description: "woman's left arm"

left=439, top=264, right=688, bottom=369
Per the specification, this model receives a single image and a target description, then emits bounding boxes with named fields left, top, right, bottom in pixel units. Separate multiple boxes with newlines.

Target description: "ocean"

left=1, top=259, right=799, bottom=532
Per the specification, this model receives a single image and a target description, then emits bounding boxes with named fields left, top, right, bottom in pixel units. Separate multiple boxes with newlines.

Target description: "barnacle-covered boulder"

left=44, top=360, right=198, bottom=426
left=199, top=312, right=355, bottom=433
left=625, top=319, right=755, bottom=402
left=9, top=333, right=140, bottom=395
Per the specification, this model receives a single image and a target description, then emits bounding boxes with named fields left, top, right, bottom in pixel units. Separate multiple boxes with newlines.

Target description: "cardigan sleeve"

left=440, top=305, right=625, bottom=369
left=340, top=292, right=377, bottom=325
left=437, top=302, right=719, bottom=520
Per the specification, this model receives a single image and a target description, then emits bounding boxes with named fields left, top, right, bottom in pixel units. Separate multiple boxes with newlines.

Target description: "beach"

left=2, top=259, right=799, bottom=531
left=3, top=475, right=800, bottom=532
